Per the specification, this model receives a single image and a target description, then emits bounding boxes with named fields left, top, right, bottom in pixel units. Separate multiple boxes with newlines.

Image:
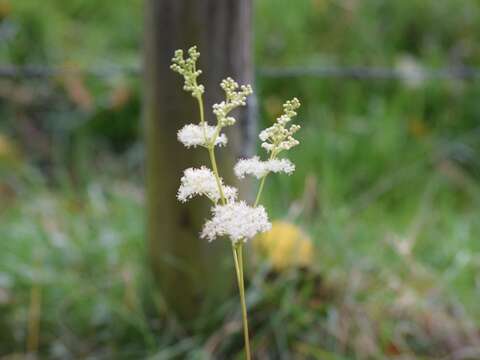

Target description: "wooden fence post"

left=143, top=0, right=253, bottom=321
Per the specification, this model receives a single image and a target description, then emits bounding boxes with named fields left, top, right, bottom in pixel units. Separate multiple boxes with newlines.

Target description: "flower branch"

left=171, top=46, right=301, bottom=360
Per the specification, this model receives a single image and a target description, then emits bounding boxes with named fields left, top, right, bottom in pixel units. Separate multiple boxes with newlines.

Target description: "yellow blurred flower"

left=254, top=221, right=313, bottom=270
left=0, top=0, right=11, bottom=20
left=0, top=133, right=17, bottom=161
left=408, top=117, right=429, bottom=138
left=311, top=0, right=328, bottom=14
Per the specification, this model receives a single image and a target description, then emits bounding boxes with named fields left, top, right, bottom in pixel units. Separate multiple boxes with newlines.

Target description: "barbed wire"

left=258, top=65, right=480, bottom=80
left=0, top=64, right=140, bottom=79
left=1, top=64, right=480, bottom=81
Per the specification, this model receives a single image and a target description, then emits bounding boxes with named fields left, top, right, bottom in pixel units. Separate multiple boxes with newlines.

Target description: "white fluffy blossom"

left=234, top=156, right=295, bottom=179
left=201, top=201, right=271, bottom=243
left=177, top=167, right=237, bottom=203
left=177, top=124, right=227, bottom=148
left=221, top=186, right=238, bottom=203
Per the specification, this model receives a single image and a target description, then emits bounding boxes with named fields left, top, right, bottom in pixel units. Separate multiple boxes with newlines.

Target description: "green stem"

left=253, top=151, right=277, bottom=207
left=196, top=94, right=226, bottom=205
left=232, top=243, right=251, bottom=360
left=208, top=147, right=226, bottom=205
left=196, top=88, right=250, bottom=359
left=253, top=176, right=267, bottom=207
left=196, top=95, right=208, bottom=140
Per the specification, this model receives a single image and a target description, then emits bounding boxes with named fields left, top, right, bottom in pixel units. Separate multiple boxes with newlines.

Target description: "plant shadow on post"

left=143, top=0, right=254, bottom=324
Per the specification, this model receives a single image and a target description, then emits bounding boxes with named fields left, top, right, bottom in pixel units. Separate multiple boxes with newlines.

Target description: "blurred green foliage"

left=1, top=0, right=480, bottom=358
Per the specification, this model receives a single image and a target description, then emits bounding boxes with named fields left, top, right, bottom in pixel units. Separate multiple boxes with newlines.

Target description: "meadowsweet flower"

left=222, top=186, right=239, bottom=202
left=177, top=124, right=227, bottom=148
left=234, top=156, right=295, bottom=179
left=267, top=158, right=296, bottom=174
left=171, top=46, right=301, bottom=359
left=213, top=77, right=253, bottom=127
left=177, top=167, right=237, bottom=203
left=260, top=98, right=301, bottom=154
left=170, top=46, right=204, bottom=97
left=201, top=201, right=271, bottom=243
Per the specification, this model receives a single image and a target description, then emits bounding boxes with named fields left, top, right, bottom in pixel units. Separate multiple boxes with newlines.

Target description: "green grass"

left=1, top=124, right=479, bottom=358
left=0, top=171, right=150, bottom=357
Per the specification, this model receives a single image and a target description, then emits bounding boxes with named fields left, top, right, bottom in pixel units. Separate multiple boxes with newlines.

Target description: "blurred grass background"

left=1, top=0, right=480, bottom=358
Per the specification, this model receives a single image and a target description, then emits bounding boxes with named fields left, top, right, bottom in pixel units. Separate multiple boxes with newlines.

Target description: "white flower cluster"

left=177, top=124, right=227, bottom=148
left=171, top=46, right=301, bottom=244
left=177, top=167, right=237, bottom=203
left=234, top=156, right=295, bottom=179
left=260, top=98, right=301, bottom=154
left=213, top=78, right=253, bottom=127
left=201, top=201, right=271, bottom=243
left=170, top=46, right=204, bottom=98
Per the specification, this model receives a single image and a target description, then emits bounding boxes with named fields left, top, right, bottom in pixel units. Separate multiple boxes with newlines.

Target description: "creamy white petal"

left=177, top=124, right=227, bottom=148
left=201, top=201, right=271, bottom=243
left=177, top=167, right=237, bottom=203
left=222, top=186, right=238, bottom=203
left=234, top=156, right=268, bottom=179
left=265, top=158, right=295, bottom=175
left=234, top=156, right=295, bottom=179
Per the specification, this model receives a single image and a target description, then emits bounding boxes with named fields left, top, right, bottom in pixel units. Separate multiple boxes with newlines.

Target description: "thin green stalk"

left=208, top=147, right=226, bottom=205
left=197, top=88, right=251, bottom=359
left=254, top=151, right=277, bottom=207
left=196, top=94, right=226, bottom=205
left=232, top=243, right=251, bottom=360
left=196, top=95, right=208, bottom=140
left=253, top=176, right=267, bottom=207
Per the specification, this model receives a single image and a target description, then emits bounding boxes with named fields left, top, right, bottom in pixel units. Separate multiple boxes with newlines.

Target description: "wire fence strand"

left=258, top=65, right=480, bottom=80
left=2, top=64, right=480, bottom=81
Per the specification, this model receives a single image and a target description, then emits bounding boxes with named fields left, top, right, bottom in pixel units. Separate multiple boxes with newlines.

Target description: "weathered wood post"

left=143, top=0, right=253, bottom=321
